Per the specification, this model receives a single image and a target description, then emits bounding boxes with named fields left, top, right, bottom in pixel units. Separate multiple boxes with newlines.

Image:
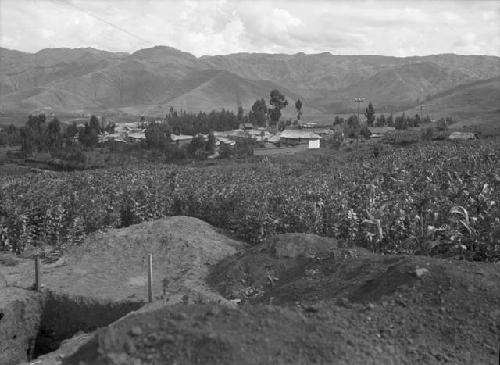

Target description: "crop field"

left=1, top=139, right=499, bottom=262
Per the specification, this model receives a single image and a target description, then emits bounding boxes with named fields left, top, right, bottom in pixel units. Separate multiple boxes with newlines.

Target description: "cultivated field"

left=1, top=138, right=498, bottom=262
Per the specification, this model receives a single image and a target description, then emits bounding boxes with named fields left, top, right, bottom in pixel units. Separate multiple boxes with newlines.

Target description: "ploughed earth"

left=0, top=217, right=498, bottom=364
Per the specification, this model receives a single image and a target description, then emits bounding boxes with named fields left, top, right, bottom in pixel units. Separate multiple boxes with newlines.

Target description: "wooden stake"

left=34, top=255, right=41, bottom=291
left=147, top=253, right=153, bottom=303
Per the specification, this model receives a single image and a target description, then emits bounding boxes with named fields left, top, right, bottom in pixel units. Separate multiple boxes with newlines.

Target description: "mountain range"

left=1, top=45, right=499, bottom=127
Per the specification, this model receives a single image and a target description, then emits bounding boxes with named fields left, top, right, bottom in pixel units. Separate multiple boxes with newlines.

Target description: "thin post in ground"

left=147, top=253, right=153, bottom=302
left=34, top=255, right=41, bottom=291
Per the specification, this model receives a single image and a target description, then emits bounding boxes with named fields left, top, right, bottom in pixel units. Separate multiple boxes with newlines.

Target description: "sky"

left=0, top=0, right=499, bottom=57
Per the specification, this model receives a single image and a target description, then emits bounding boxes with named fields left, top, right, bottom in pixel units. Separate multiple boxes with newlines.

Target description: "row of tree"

left=156, top=89, right=296, bottom=134
left=15, top=114, right=110, bottom=155
left=334, top=110, right=434, bottom=130
left=155, top=108, right=243, bottom=135
left=0, top=124, right=21, bottom=146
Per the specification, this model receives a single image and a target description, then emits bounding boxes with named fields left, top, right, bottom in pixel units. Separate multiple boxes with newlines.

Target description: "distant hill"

left=201, top=53, right=500, bottom=112
left=320, top=62, right=473, bottom=113
left=404, top=76, right=500, bottom=133
left=1, top=46, right=500, bottom=123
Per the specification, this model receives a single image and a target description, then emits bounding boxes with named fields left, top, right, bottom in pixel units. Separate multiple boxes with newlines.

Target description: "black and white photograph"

left=0, top=0, right=499, bottom=364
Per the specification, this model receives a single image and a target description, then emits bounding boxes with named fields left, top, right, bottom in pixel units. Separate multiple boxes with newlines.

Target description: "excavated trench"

left=33, top=291, right=145, bottom=359
left=0, top=287, right=145, bottom=364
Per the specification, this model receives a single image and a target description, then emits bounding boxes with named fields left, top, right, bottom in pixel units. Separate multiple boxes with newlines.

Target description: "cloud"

left=0, top=0, right=498, bottom=56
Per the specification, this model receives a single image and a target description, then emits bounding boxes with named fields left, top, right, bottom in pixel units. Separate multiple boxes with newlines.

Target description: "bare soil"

left=207, top=234, right=500, bottom=364
left=1, top=216, right=246, bottom=303
left=3, top=225, right=499, bottom=364
left=0, top=216, right=246, bottom=364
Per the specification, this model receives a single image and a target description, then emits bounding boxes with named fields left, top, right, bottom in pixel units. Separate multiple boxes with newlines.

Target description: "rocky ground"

left=1, top=218, right=499, bottom=364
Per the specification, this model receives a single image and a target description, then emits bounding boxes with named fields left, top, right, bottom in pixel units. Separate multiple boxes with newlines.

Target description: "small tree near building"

left=364, top=102, right=375, bottom=127
left=295, top=99, right=303, bottom=121
left=206, top=131, right=216, bottom=154
left=237, top=106, right=244, bottom=122
left=64, top=123, right=79, bottom=145
left=344, top=115, right=361, bottom=138
left=386, top=114, right=394, bottom=127
left=395, top=113, right=408, bottom=130
left=145, top=121, right=171, bottom=149
left=376, top=114, right=386, bottom=127
left=46, top=117, right=62, bottom=152
left=78, top=122, right=99, bottom=148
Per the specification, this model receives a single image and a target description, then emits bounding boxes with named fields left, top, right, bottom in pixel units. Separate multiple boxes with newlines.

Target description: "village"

left=87, top=115, right=478, bottom=158
left=94, top=119, right=327, bottom=149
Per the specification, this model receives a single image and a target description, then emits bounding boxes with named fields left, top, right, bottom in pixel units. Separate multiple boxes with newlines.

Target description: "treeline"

left=18, top=114, right=112, bottom=155
left=333, top=101, right=451, bottom=130
left=0, top=124, right=21, bottom=146
left=156, top=107, right=242, bottom=135
left=153, top=89, right=293, bottom=135
left=334, top=113, right=432, bottom=129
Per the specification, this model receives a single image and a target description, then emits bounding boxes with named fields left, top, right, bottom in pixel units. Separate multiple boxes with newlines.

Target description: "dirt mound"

left=4, top=228, right=500, bottom=364
left=208, top=233, right=370, bottom=301
left=1, top=216, right=246, bottom=303
left=209, top=242, right=500, bottom=364
left=63, top=303, right=407, bottom=365
left=1, top=217, right=246, bottom=363
left=269, top=233, right=339, bottom=258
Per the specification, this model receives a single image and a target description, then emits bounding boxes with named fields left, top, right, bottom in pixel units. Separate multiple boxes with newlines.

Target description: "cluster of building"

left=98, top=122, right=146, bottom=143
left=96, top=120, right=328, bottom=149
left=93, top=118, right=477, bottom=150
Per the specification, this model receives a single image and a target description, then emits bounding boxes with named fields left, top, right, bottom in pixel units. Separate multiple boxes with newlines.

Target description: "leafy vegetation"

left=1, top=139, right=498, bottom=262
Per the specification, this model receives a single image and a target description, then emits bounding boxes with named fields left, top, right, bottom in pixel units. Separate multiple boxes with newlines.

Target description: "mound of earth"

left=4, top=230, right=500, bottom=364
left=208, top=238, right=500, bottom=364
left=1, top=216, right=246, bottom=303
left=1, top=217, right=246, bottom=364
left=63, top=303, right=411, bottom=365
left=268, top=233, right=369, bottom=258
left=208, top=233, right=370, bottom=301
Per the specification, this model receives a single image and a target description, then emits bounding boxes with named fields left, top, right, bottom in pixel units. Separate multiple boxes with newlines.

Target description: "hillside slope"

left=322, top=62, right=471, bottom=112
left=404, top=76, right=500, bottom=131
left=1, top=46, right=500, bottom=118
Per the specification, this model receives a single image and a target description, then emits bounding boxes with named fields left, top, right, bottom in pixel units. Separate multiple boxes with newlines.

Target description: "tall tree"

left=364, top=102, right=375, bottom=127
left=64, top=123, right=79, bottom=145
left=295, top=99, right=303, bottom=121
left=46, top=117, right=62, bottom=151
left=22, top=114, right=47, bottom=153
left=395, top=113, right=408, bottom=130
left=145, top=121, right=171, bottom=149
left=376, top=114, right=386, bottom=127
left=206, top=131, right=216, bottom=154
left=237, top=106, right=244, bottom=122
left=269, top=89, right=288, bottom=127
left=89, top=115, right=101, bottom=133
left=78, top=122, right=99, bottom=148
left=386, top=114, right=394, bottom=127
left=344, top=115, right=361, bottom=138
left=249, top=98, right=268, bottom=127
